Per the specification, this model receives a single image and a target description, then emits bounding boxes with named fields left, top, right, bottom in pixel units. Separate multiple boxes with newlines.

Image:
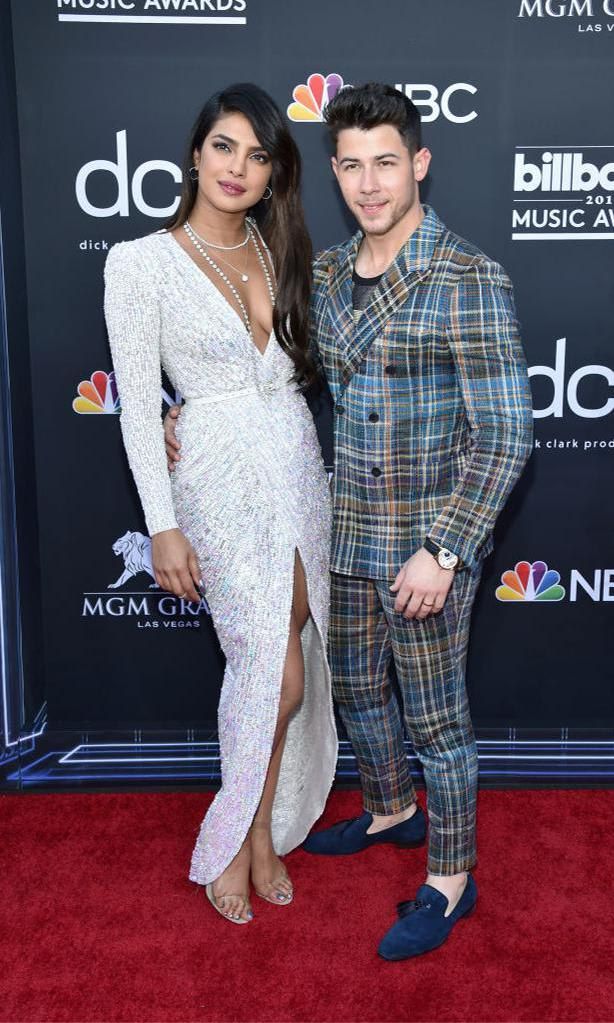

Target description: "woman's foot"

left=250, top=822, right=294, bottom=905
left=208, top=838, right=253, bottom=922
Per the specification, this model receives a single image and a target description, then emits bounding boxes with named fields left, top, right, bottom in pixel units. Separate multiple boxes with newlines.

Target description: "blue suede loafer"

left=378, top=874, right=477, bottom=960
left=302, top=806, right=426, bottom=855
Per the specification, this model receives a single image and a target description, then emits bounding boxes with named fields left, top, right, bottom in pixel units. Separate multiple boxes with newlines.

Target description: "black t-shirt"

left=352, top=268, right=383, bottom=311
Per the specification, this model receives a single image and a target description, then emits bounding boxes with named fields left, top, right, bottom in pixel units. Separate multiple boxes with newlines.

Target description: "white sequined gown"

left=104, top=231, right=337, bottom=885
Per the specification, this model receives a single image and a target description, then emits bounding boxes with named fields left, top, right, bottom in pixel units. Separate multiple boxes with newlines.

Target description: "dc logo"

left=75, top=131, right=181, bottom=218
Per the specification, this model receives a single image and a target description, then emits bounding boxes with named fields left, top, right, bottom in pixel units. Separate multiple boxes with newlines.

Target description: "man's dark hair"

left=324, top=82, right=422, bottom=155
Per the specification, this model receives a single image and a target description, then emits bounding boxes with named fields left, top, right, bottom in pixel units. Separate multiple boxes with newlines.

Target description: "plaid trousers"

left=329, top=567, right=481, bottom=875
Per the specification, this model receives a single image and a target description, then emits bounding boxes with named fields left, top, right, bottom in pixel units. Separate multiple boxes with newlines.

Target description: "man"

left=305, top=81, right=532, bottom=961
left=165, top=83, right=533, bottom=960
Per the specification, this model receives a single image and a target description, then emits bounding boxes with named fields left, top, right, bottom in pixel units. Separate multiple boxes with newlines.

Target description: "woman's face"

left=193, top=111, right=273, bottom=214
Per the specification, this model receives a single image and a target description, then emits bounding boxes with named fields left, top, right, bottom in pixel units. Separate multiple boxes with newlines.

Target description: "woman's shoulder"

left=104, top=230, right=170, bottom=280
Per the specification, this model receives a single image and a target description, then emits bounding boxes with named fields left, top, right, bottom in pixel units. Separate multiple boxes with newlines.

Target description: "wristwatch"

left=423, top=536, right=460, bottom=571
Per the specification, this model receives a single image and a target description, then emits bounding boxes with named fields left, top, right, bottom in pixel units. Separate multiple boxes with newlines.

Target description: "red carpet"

left=1, top=789, right=613, bottom=1023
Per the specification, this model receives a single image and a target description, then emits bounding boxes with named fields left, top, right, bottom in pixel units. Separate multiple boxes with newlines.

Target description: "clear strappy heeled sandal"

left=205, top=883, right=253, bottom=924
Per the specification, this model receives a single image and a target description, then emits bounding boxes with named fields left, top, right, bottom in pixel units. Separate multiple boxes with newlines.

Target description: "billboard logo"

left=496, top=561, right=566, bottom=602
left=512, top=147, right=614, bottom=240
left=73, top=370, right=120, bottom=415
left=287, top=73, right=344, bottom=122
left=514, top=151, right=614, bottom=192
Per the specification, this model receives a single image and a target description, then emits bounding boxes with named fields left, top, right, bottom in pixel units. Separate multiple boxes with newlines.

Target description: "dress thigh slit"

left=189, top=540, right=336, bottom=886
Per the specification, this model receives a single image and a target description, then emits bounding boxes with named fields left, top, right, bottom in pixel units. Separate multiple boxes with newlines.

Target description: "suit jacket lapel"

left=325, top=233, right=359, bottom=363
left=344, top=264, right=430, bottom=383
left=335, top=205, right=444, bottom=385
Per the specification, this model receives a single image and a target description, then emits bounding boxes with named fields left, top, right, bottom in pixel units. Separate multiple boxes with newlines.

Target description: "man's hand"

left=151, top=528, right=202, bottom=603
left=164, top=404, right=182, bottom=472
left=390, top=548, right=455, bottom=620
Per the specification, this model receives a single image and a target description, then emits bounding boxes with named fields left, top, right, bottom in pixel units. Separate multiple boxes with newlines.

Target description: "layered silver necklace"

left=187, top=222, right=249, bottom=251
left=186, top=221, right=250, bottom=281
left=183, top=219, right=275, bottom=340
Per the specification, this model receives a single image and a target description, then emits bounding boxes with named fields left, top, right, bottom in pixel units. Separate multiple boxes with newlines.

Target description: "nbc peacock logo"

left=287, top=73, right=345, bottom=122
left=496, top=560, right=566, bottom=603
left=72, top=371, right=120, bottom=414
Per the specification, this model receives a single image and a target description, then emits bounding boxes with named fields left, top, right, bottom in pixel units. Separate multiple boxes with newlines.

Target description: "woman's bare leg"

left=250, top=552, right=309, bottom=901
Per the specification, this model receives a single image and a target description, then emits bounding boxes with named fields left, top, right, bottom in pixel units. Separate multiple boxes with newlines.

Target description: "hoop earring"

left=189, top=166, right=199, bottom=182
left=262, top=185, right=273, bottom=200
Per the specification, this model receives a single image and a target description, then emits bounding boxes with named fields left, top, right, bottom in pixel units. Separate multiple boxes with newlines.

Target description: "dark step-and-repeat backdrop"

left=1, top=0, right=613, bottom=789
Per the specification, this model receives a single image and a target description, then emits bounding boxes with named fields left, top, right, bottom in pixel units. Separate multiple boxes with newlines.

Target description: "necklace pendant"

left=241, top=274, right=249, bottom=283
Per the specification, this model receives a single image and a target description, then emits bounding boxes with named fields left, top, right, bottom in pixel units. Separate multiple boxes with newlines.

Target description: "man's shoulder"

left=432, top=224, right=509, bottom=286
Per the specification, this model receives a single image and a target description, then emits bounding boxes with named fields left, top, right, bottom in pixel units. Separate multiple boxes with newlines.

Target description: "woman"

left=104, top=83, right=337, bottom=924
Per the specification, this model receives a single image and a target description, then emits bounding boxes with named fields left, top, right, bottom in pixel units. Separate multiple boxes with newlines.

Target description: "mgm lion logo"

left=108, top=530, right=159, bottom=590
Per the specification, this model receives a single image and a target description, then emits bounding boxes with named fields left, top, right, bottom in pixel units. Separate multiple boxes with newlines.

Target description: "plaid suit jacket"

left=311, top=205, right=533, bottom=579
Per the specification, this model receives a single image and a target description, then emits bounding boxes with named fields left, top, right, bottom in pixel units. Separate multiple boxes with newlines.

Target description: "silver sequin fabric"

left=104, top=231, right=338, bottom=885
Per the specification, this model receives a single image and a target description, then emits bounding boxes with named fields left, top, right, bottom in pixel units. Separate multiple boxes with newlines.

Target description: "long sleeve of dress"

left=104, top=240, right=179, bottom=537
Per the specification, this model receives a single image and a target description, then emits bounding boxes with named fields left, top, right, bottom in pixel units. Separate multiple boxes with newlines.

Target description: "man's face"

left=331, top=124, right=431, bottom=237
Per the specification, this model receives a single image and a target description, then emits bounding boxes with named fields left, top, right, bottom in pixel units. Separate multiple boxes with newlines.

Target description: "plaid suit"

left=312, top=206, right=533, bottom=874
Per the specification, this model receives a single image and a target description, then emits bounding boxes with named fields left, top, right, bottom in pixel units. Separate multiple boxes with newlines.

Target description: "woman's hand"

left=164, top=404, right=182, bottom=472
left=151, top=528, right=202, bottom=603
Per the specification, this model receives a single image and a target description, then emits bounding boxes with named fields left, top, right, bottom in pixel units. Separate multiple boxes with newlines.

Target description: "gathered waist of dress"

left=183, top=376, right=296, bottom=406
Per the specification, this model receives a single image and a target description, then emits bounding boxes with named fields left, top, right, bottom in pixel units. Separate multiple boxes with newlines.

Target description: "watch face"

left=437, top=548, right=459, bottom=570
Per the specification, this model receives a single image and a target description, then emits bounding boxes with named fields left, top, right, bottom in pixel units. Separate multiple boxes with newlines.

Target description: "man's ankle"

left=366, top=802, right=417, bottom=834
left=426, top=871, right=468, bottom=916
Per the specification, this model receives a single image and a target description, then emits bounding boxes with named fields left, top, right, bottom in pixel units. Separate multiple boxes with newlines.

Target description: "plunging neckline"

left=164, top=230, right=274, bottom=359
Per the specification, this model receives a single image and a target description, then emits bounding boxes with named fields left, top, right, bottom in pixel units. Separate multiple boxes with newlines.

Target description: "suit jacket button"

left=371, top=467, right=382, bottom=477
left=335, top=404, right=345, bottom=414
left=384, top=364, right=397, bottom=376
left=368, top=412, right=379, bottom=423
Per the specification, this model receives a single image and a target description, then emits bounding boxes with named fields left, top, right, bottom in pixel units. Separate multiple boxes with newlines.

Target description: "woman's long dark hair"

left=167, top=83, right=315, bottom=386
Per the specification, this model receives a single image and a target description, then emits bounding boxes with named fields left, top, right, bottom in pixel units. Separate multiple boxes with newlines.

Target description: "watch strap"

left=423, top=537, right=443, bottom=559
